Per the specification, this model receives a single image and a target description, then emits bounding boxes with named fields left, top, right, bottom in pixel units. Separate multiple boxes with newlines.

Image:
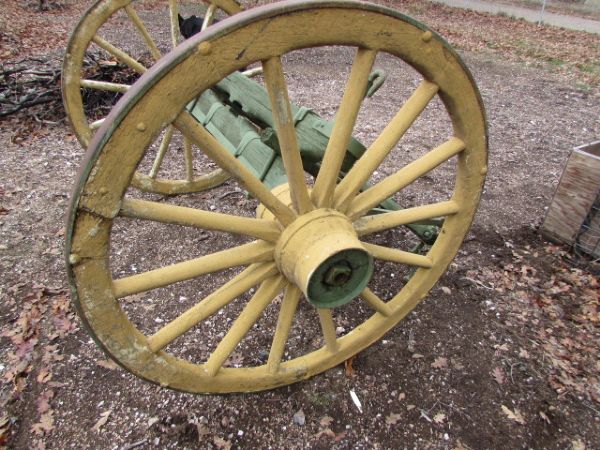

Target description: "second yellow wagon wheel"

left=66, top=0, right=487, bottom=393
left=62, top=0, right=242, bottom=194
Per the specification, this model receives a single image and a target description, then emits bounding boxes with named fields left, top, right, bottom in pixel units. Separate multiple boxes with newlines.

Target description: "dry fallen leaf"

left=36, top=390, right=54, bottom=415
left=319, top=416, right=334, bottom=428
left=431, top=357, right=448, bottom=369
left=571, top=439, right=585, bottom=450
left=31, top=411, right=54, bottom=436
left=451, top=359, right=465, bottom=370
left=492, top=367, right=505, bottom=385
left=501, top=405, right=525, bottom=424
left=539, top=411, right=551, bottom=424
left=315, top=428, right=336, bottom=440
left=453, top=439, right=474, bottom=450
left=147, top=417, right=159, bottom=428
left=344, top=356, right=356, bottom=377
left=91, top=410, right=112, bottom=432
left=385, top=413, right=402, bottom=425
left=97, top=359, right=118, bottom=370
left=0, top=414, right=9, bottom=446
left=335, top=431, right=348, bottom=442
left=214, top=436, right=232, bottom=450
left=433, top=412, right=446, bottom=424
left=196, top=423, right=210, bottom=438
left=36, top=367, right=52, bottom=384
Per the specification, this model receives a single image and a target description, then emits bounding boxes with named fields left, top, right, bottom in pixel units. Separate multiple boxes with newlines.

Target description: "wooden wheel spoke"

left=112, top=240, right=274, bottom=298
left=91, top=35, right=147, bottom=74
left=168, top=0, right=180, bottom=48
left=174, top=111, right=296, bottom=225
left=317, top=308, right=338, bottom=353
left=183, top=137, right=194, bottom=182
left=201, top=3, right=218, bottom=31
left=348, top=137, right=465, bottom=220
left=262, top=57, right=313, bottom=214
left=334, top=80, right=439, bottom=210
left=312, top=48, right=377, bottom=208
left=124, top=4, right=162, bottom=60
left=119, top=198, right=281, bottom=242
left=363, top=242, right=432, bottom=268
left=149, top=125, right=174, bottom=178
left=147, top=263, right=279, bottom=352
left=267, top=284, right=301, bottom=373
left=354, top=201, right=459, bottom=236
left=80, top=79, right=130, bottom=93
left=210, top=0, right=243, bottom=15
left=360, top=288, right=391, bottom=317
left=205, top=275, right=286, bottom=376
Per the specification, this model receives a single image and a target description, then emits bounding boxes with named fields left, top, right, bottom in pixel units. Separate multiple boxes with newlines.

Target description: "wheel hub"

left=259, top=185, right=373, bottom=308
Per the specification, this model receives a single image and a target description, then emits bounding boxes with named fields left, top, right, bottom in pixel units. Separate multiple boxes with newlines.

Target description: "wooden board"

left=542, top=141, right=600, bottom=257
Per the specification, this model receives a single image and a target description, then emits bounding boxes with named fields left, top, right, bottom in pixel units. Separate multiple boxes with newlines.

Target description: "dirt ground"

left=1, top=1, right=599, bottom=449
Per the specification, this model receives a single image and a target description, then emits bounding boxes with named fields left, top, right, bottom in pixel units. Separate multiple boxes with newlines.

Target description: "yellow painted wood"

left=209, top=0, right=243, bottom=15
left=312, top=48, right=376, bottom=208
left=205, top=275, right=286, bottom=376
left=202, top=3, right=217, bottom=31
left=62, top=0, right=235, bottom=194
left=354, top=201, right=459, bottom=236
left=183, top=136, right=194, bottom=182
left=92, top=34, right=147, bottom=74
left=262, top=57, right=313, bottom=214
left=267, top=284, right=301, bottom=374
left=349, top=137, right=465, bottom=220
left=274, top=208, right=369, bottom=303
left=80, top=79, right=130, bottom=93
left=168, top=0, right=180, bottom=48
left=335, top=80, right=439, bottom=211
left=66, top=1, right=487, bottom=393
left=112, top=240, right=274, bottom=298
left=147, top=263, right=278, bottom=352
left=362, top=242, right=433, bottom=268
left=124, top=4, right=161, bottom=60
left=132, top=169, right=231, bottom=195
left=242, top=67, right=263, bottom=78
left=317, top=308, right=338, bottom=353
left=119, top=198, right=281, bottom=242
left=360, top=288, right=392, bottom=317
left=149, top=125, right=174, bottom=178
left=175, top=112, right=296, bottom=225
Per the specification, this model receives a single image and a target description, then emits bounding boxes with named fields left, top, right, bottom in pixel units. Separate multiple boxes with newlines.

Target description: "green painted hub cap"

left=307, top=249, right=373, bottom=308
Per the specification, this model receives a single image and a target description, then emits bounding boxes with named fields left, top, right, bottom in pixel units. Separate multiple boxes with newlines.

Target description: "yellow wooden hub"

left=275, top=208, right=373, bottom=308
left=258, top=184, right=373, bottom=307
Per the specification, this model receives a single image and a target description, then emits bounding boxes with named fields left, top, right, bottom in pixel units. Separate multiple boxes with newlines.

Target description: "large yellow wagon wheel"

left=62, top=0, right=242, bottom=194
left=66, top=0, right=487, bottom=393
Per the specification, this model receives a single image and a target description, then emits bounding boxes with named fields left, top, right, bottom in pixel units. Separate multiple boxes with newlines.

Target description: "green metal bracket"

left=365, top=69, right=386, bottom=98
